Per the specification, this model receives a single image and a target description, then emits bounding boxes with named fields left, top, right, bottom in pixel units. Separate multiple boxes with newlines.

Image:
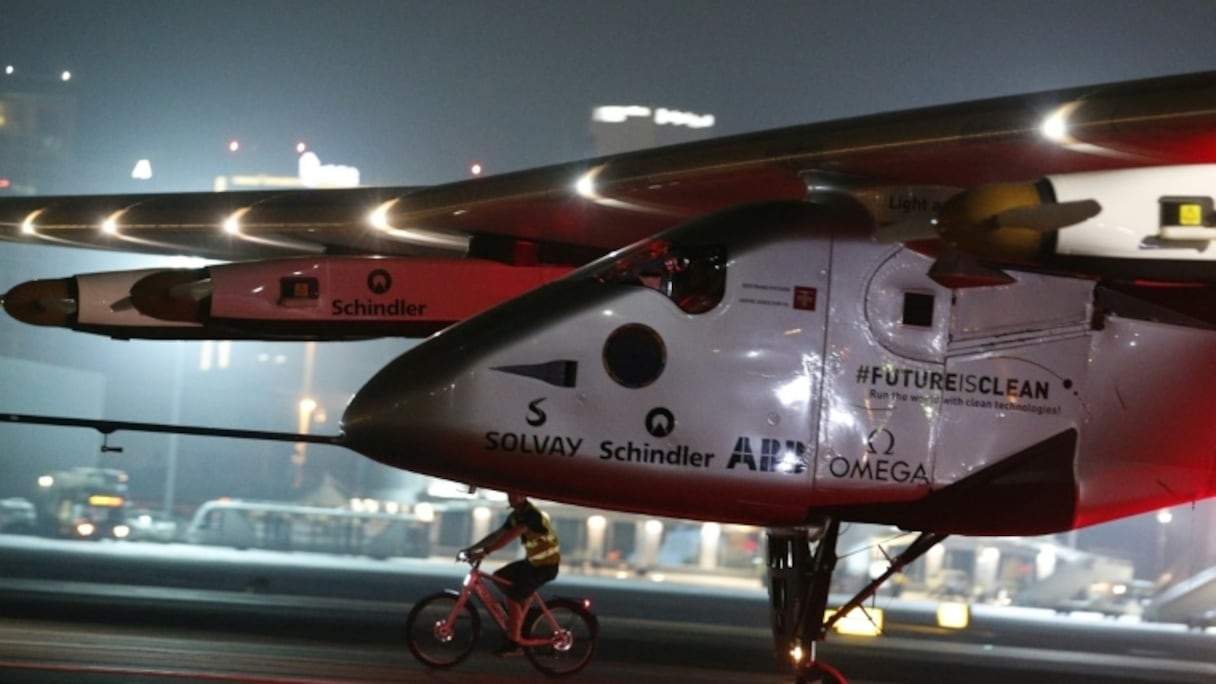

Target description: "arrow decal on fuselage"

left=491, top=360, right=579, bottom=387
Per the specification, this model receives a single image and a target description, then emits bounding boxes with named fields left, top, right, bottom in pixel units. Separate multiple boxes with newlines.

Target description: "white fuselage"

left=341, top=199, right=1216, bottom=533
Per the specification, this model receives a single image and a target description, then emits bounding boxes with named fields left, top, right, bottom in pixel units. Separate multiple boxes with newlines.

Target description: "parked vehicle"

left=126, top=509, right=178, bottom=542
left=0, top=497, right=36, bottom=534
left=33, top=467, right=130, bottom=540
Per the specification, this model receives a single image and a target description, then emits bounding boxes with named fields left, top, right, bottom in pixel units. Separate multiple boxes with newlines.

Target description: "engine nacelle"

left=3, top=269, right=205, bottom=339
left=131, top=257, right=572, bottom=339
left=3, top=257, right=572, bottom=340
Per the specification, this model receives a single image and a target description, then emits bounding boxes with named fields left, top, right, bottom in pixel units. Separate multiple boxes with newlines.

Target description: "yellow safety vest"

left=510, top=504, right=561, bottom=566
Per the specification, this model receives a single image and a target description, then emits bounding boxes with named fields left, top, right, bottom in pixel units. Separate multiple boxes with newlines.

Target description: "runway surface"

left=1, top=536, right=1215, bottom=683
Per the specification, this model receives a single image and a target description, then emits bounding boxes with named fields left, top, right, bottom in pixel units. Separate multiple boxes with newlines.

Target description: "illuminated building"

left=590, top=105, right=715, bottom=155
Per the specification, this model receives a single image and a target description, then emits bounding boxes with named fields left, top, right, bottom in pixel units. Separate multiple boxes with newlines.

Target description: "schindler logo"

left=367, top=269, right=393, bottom=294
left=331, top=299, right=429, bottom=317
left=338, top=267, right=428, bottom=316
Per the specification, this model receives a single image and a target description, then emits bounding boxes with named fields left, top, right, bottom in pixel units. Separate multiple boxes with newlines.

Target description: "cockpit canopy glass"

left=595, top=239, right=726, bottom=314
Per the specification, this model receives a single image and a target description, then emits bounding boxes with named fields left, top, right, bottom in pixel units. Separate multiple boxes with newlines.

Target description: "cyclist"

left=462, top=492, right=561, bottom=656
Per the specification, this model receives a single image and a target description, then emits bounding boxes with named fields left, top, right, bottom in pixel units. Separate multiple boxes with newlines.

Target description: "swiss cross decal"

left=792, top=286, right=817, bottom=311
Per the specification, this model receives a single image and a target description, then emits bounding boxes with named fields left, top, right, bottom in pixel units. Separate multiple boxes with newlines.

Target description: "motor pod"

left=2, top=278, right=77, bottom=326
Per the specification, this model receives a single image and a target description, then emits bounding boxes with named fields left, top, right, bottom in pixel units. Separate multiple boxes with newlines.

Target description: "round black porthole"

left=603, top=323, right=666, bottom=389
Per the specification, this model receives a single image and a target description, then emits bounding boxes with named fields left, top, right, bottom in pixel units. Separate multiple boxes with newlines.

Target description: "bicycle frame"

left=441, top=560, right=573, bottom=650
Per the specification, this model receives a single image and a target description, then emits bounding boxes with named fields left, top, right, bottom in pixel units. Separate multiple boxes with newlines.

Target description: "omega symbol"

left=645, top=407, right=675, bottom=437
left=367, top=269, right=392, bottom=294
left=866, top=428, right=895, bottom=455
left=526, top=398, right=547, bottom=427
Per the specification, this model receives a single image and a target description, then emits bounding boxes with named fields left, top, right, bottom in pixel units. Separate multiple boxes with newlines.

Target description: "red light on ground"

left=0, top=178, right=10, bottom=189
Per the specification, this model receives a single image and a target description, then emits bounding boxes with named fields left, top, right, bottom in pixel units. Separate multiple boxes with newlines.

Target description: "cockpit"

left=594, top=239, right=727, bottom=314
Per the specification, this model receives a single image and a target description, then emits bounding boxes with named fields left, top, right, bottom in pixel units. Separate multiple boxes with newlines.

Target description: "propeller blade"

left=38, top=297, right=79, bottom=315
left=873, top=217, right=939, bottom=244
left=989, top=199, right=1101, bottom=232
left=129, top=269, right=210, bottom=322
left=168, top=278, right=214, bottom=303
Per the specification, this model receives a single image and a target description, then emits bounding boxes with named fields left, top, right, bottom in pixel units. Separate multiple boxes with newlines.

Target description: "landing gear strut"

left=766, top=521, right=948, bottom=683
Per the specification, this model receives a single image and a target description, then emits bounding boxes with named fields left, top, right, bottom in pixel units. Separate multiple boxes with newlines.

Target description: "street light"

left=131, top=159, right=153, bottom=181
left=1156, top=508, right=1173, bottom=580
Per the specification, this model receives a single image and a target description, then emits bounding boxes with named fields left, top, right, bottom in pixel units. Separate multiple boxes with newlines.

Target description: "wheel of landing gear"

left=796, top=661, right=847, bottom=684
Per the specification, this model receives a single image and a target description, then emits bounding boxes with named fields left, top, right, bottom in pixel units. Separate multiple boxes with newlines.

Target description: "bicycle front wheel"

left=404, top=592, right=481, bottom=668
left=796, top=661, right=847, bottom=684
left=523, top=597, right=598, bottom=677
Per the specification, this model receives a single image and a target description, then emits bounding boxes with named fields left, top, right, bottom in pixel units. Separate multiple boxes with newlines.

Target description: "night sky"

left=2, top=0, right=1213, bottom=189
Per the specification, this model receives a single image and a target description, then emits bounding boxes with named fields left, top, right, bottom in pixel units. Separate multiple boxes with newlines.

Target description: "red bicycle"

left=405, top=552, right=598, bottom=676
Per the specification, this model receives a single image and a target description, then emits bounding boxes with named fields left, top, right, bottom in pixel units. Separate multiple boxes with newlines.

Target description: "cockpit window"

left=595, top=239, right=726, bottom=314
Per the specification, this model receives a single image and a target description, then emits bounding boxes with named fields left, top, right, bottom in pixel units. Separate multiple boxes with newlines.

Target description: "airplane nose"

left=340, top=275, right=611, bottom=478
left=341, top=327, right=571, bottom=486
left=340, top=348, right=445, bottom=468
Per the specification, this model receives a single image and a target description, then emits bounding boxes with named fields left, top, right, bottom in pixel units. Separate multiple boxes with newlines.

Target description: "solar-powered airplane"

left=3, top=71, right=1216, bottom=683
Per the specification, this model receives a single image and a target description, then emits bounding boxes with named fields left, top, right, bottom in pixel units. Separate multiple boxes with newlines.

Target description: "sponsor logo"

left=866, top=428, right=895, bottom=456
left=599, top=440, right=713, bottom=468
left=645, top=407, right=674, bottom=437
left=484, top=431, right=582, bottom=456
left=367, top=269, right=392, bottom=294
left=827, top=456, right=929, bottom=484
left=526, top=398, right=547, bottom=427
left=330, top=298, right=429, bottom=317
left=727, top=437, right=807, bottom=474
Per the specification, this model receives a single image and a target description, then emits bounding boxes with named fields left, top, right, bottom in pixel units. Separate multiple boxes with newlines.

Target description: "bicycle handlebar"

left=456, top=549, right=484, bottom=568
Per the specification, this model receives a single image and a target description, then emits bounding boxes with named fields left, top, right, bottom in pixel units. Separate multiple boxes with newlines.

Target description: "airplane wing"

left=1, top=71, right=1213, bottom=264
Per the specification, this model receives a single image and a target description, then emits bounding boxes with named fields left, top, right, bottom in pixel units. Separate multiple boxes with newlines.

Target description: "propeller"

left=129, top=269, right=212, bottom=322
left=981, top=199, right=1101, bottom=233
left=873, top=182, right=1102, bottom=288
left=876, top=195, right=1100, bottom=244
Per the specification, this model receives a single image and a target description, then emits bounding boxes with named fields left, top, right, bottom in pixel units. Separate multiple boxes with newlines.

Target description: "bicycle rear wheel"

left=523, top=597, right=597, bottom=677
left=405, top=592, right=481, bottom=668
left=797, top=661, right=847, bottom=684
